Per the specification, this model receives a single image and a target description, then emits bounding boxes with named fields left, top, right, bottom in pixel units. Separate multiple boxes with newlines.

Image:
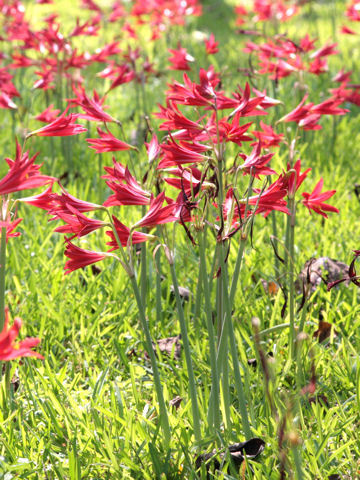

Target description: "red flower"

left=145, top=134, right=161, bottom=164
left=168, top=44, right=194, bottom=71
left=252, top=121, right=284, bottom=148
left=0, top=141, right=54, bottom=195
left=0, top=216, right=22, bottom=242
left=0, top=307, right=43, bottom=361
left=238, top=142, right=276, bottom=178
left=28, top=109, right=87, bottom=138
left=302, top=179, right=339, bottom=218
left=133, top=192, right=177, bottom=228
left=205, top=34, right=219, bottom=55
left=158, top=137, right=208, bottom=169
left=106, top=215, right=152, bottom=250
left=103, top=167, right=151, bottom=206
left=86, top=127, right=132, bottom=153
left=69, top=88, right=117, bottom=123
left=64, top=240, right=109, bottom=274
left=54, top=205, right=106, bottom=239
left=35, top=104, right=61, bottom=123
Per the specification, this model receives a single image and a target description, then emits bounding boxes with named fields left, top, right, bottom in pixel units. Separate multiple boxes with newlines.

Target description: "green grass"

left=1, top=0, right=360, bottom=478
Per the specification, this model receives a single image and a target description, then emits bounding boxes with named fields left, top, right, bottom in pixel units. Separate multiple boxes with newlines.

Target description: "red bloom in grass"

left=23, top=183, right=102, bottom=217
left=302, top=179, right=339, bottom=218
left=103, top=167, right=151, bottom=207
left=0, top=307, right=43, bottom=361
left=68, top=88, right=117, bottom=123
left=218, top=114, right=253, bottom=146
left=249, top=180, right=289, bottom=217
left=168, top=44, right=194, bottom=71
left=54, top=205, right=106, bottom=239
left=310, top=42, right=338, bottom=60
left=205, top=34, right=219, bottom=55
left=0, top=92, right=17, bottom=110
left=86, top=127, right=132, bottom=153
left=108, top=65, right=136, bottom=91
left=0, top=142, right=54, bottom=195
left=133, top=192, right=177, bottom=229
left=311, top=98, right=348, bottom=116
left=35, top=104, right=60, bottom=123
left=157, top=102, right=205, bottom=137
left=340, top=25, right=357, bottom=35
left=163, top=166, right=205, bottom=195
left=64, top=240, right=109, bottom=274
left=145, top=135, right=161, bottom=164
left=0, top=216, right=22, bottom=242
left=158, top=138, right=209, bottom=169
left=20, top=185, right=55, bottom=211
left=28, top=109, right=87, bottom=138
left=102, top=158, right=126, bottom=182
left=252, top=121, right=284, bottom=148
left=238, top=142, right=276, bottom=178
left=106, top=215, right=152, bottom=251
left=166, top=69, right=217, bottom=108
left=282, top=159, right=311, bottom=197
left=279, top=94, right=311, bottom=123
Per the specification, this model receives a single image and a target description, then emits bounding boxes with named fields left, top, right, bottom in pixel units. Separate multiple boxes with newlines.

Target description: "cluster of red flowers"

left=244, top=35, right=339, bottom=79
left=0, top=0, right=202, bottom=109
left=235, top=0, right=299, bottom=25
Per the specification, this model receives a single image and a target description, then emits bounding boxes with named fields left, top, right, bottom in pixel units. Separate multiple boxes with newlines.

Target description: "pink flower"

left=86, top=127, right=132, bottom=153
left=0, top=307, right=43, bottom=361
left=103, top=167, right=150, bottom=207
left=205, top=34, right=219, bottom=55
left=0, top=216, right=22, bottom=242
left=106, top=216, right=152, bottom=250
left=168, top=44, right=194, bottom=71
left=35, top=104, right=60, bottom=123
left=0, top=141, right=54, bottom=195
left=54, top=205, right=106, bottom=239
left=28, top=109, right=87, bottom=138
left=64, top=240, right=109, bottom=274
left=133, top=192, right=177, bottom=228
left=302, top=179, right=339, bottom=218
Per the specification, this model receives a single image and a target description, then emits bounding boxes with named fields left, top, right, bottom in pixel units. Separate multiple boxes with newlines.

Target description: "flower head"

left=0, top=307, right=44, bottom=361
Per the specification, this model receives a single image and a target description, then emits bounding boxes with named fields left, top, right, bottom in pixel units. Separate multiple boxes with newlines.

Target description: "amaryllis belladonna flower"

left=301, top=179, right=339, bottom=218
left=27, top=108, right=87, bottom=138
left=0, top=307, right=43, bottom=361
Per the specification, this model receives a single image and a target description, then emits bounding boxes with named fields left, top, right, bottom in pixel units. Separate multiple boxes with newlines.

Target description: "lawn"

left=0, top=0, right=360, bottom=478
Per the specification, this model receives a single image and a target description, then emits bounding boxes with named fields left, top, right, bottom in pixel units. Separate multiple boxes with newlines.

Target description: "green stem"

left=288, top=200, right=296, bottom=359
left=0, top=227, right=7, bottom=331
left=107, top=212, right=170, bottom=443
left=222, top=260, right=252, bottom=439
left=130, top=275, right=171, bottom=444
left=198, top=231, right=220, bottom=433
left=169, top=260, right=201, bottom=443
left=155, top=227, right=162, bottom=326
left=292, top=443, right=304, bottom=480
